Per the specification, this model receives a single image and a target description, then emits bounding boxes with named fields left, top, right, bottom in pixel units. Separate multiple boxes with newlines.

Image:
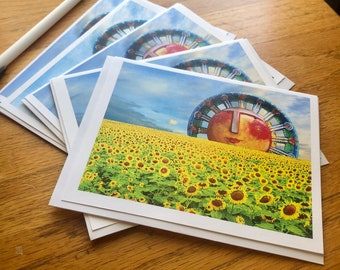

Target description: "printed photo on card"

left=21, top=0, right=164, bottom=144
left=0, top=0, right=125, bottom=150
left=50, top=57, right=323, bottom=264
left=52, top=39, right=273, bottom=151
left=24, top=3, right=235, bottom=146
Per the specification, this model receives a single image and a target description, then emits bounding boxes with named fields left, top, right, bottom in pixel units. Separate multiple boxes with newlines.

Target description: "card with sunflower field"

left=50, top=38, right=295, bottom=240
left=50, top=57, right=323, bottom=264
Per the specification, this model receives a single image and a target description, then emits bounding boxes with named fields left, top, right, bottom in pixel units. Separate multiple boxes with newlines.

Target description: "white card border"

left=50, top=57, right=323, bottom=263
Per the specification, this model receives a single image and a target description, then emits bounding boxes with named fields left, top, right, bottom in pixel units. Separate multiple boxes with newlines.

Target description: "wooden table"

left=1, top=0, right=339, bottom=269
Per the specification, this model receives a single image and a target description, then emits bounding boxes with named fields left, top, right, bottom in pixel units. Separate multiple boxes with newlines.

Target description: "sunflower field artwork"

left=78, top=119, right=313, bottom=238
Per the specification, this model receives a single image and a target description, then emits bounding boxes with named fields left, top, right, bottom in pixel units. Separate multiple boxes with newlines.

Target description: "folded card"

left=50, top=57, right=323, bottom=264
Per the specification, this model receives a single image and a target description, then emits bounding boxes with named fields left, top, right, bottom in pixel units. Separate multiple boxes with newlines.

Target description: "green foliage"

left=79, top=119, right=313, bottom=238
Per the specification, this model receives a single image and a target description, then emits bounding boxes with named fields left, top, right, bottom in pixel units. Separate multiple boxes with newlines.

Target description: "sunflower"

left=87, top=159, right=95, bottom=167
left=300, top=201, right=311, bottom=209
left=186, top=208, right=199, bottom=214
left=109, top=180, right=117, bottom=187
left=138, top=197, right=147, bottom=203
left=163, top=201, right=171, bottom=208
left=110, top=191, right=121, bottom=198
left=228, top=189, right=247, bottom=204
left=275, top=184, right=285, bottom=191
left=125, top=155, right=134, bottom=161
left=106, top=158, right=115, bottom=165
left=280, top=201, right=301, bottom=220
left=220, top=167, right=229, bottom=175
left=161, top=157, right=171, bottom=165
left=305, top=185, right=312, bottom=193
left=176, top=202, right=185, bottom=211
left=215, top=189, right=228, bottom=197
left=194, top=163, right=206, bottom=171
left=151, top=158, right=159, bottom=165
left=209, top=162, right=218, bottom=170
left=144, top=166, right=155, bottom=173
left=83, top=171, right=96, bottom=181
left=294, top=184, right=302, bottom=191
left=261, top=185, right=272, bottom=193
left=207, top=198, right=226, bottom=211
left=241, top=176, right=252, bottom=184
left=95, top=179, right=104, bottom=189
left=235, top=216, right=245, bottom=224
left=185, top=185, right=199, bottom=196
left=257, top=193, right=274, bottom=205
left=135, top=161, right=145, bottom=170
left=177, top=167, right=188, bottom=174
left=159, top=166, right=171, bottom=177
left=261, top=214, right=276, bottom=223
left=286, top=182, right=293, bottom=189
left=99, top=142, right=108, bottom=149
left=304, top=220, right=311, bottom=227
left=297, top=212, right=311, bottom=220
left=92, top=154, right=101, bottom=161
left=106, top=146, right=114, bottom=155
left=191, top=171, right=198, bottom=178
left=179, top=159, right=188, bottom=165
left=207, top=176, right=218, bottom=186
left=259, top=178, right=268, bottom=185
left=121, top=160, right=132, bottom=168
left=198, top=181, right=209, bottom=189
left=124, top=194, right=134, bottom=200
left=180, top=174, right=191, bottom=186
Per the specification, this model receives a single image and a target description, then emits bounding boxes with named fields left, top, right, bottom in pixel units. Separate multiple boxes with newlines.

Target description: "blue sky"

left=8, top=0, right=124, bottom=104
left=16, top=3, right=227, bottom=128
left=103, top=61, right=313, bottom=160
left=148, top=40, right=269, bottom=85
left=13, top=0, right=159, bottom=108
left=70, top=5, right=226, bottom=73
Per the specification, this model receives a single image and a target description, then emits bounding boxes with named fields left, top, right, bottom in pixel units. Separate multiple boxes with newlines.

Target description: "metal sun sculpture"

left=93, top=20, right=146, bottom=53
left=125, top=30, right=210, bottom=60
left=188, top=93, right=299, bottom=158
left=175, top=59, right=252, bottom=82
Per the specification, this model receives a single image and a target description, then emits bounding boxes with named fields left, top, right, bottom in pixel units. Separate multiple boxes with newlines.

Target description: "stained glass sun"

left=93, top=20, right=146, bottom=53
left=125, top=30, right=210, bottom=60
left=175, top=59, right=251, bottom=82
left=188, top=93, right=299, bottom=158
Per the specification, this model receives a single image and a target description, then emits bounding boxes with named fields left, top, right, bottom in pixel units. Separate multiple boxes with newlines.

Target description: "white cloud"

left=168, top=119, right=178, bottom=125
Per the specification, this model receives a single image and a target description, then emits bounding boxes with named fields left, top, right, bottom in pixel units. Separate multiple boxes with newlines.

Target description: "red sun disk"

left=206, top=110, right=272, bottom=152
left=248, top=118, right=272, bottom=140
left=154, top=43, right=188, bottom=56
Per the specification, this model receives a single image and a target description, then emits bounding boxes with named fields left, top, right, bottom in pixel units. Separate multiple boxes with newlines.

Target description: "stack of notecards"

left=0, top=0, right=324, bottom=264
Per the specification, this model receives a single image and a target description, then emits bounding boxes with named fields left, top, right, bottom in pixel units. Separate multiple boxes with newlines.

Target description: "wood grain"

left=1, top=0, right=339, bottom=269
